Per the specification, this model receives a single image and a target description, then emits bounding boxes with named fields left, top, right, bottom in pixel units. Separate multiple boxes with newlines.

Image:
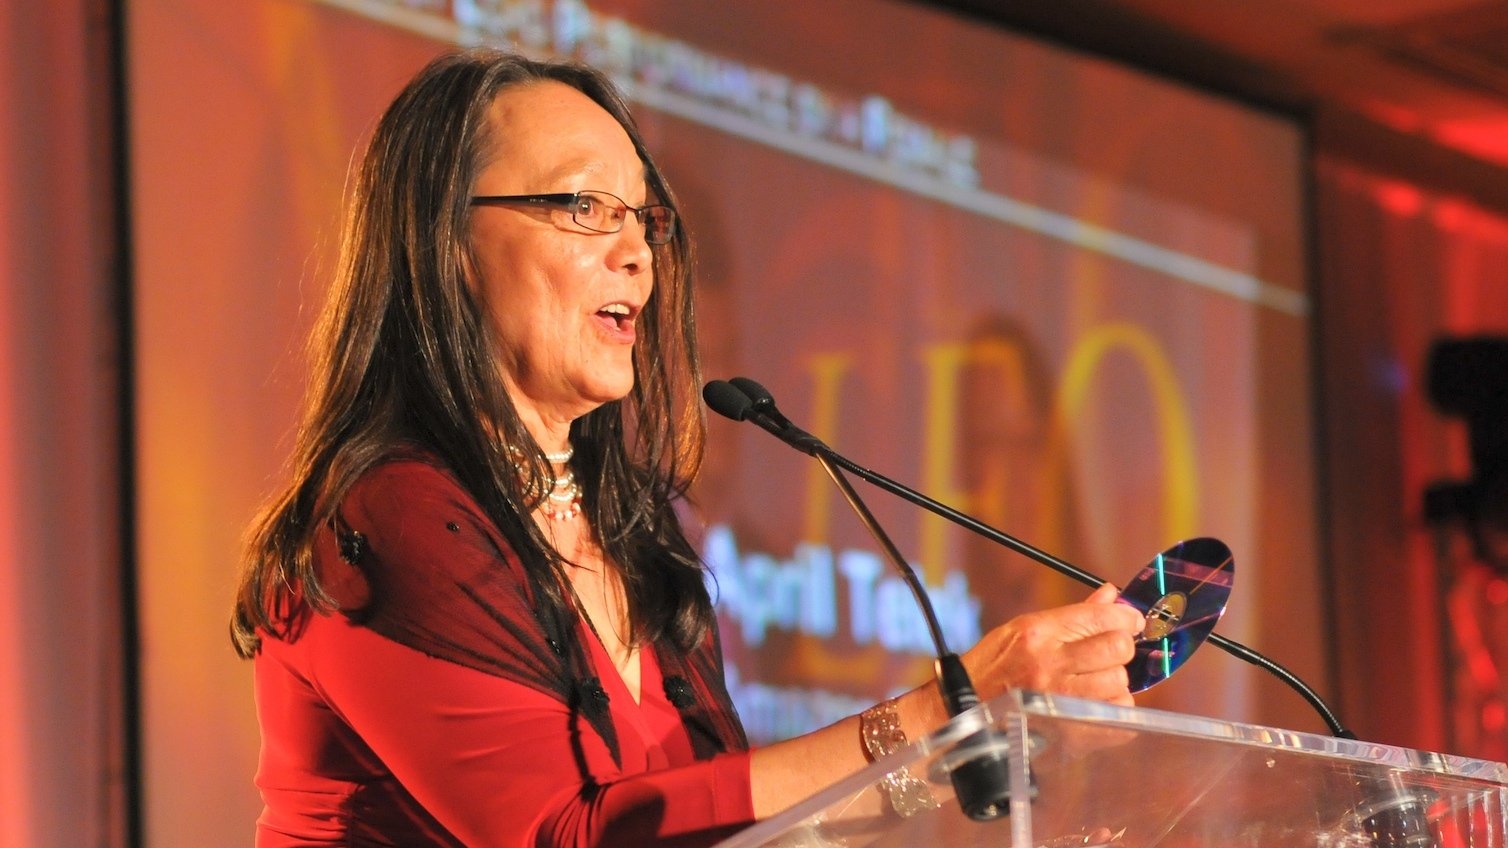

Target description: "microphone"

left=700, top=378, right=755, bottom=421
left=705, top=376, right=1353, bottom=740
left=705, top=378, right=1013, bottom=820
left=704, top=378, right=824, bottom=455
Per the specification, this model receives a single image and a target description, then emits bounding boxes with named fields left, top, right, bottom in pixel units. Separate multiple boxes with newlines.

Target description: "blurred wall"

left=1315, top=111, right=1508, bottom=752
left=0, top=1, right=128, bottom=846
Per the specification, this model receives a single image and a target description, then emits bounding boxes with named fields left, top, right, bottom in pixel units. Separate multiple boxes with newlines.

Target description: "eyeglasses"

left=469, top=190, right=677, bottom=245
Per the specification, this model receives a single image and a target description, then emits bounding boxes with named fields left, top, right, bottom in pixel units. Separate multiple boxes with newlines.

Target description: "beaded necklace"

left=513, top=445, right=582, bottom=522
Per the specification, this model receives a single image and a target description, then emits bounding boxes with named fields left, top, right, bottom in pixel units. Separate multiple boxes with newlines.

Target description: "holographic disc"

left=1116, top=537, right=1234, bottom=692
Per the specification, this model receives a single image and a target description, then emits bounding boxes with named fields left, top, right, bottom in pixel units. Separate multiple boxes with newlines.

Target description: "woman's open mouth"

left=594, top=302, right=638, bottom=341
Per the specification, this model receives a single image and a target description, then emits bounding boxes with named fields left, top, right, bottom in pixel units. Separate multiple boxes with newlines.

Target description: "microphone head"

left=703, top=380, right=754, bottom=421
left=728, top=376, right=775, bottom=407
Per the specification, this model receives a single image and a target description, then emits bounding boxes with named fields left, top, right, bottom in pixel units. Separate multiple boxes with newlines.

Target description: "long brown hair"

left=231, top=50, right=708, bottom=658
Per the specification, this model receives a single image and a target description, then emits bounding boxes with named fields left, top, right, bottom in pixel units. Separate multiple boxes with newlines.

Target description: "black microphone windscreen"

left=703, top=380, right=754, bottom=421
left=728, top=376, right=775, bottom=406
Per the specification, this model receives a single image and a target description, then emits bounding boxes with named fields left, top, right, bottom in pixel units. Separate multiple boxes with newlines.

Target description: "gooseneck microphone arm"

left=702, top=378, right=1013, bottom=821
left=707, top=376, right=1353, bottom=740
left=813, top=445, right=997, bottom=726
left=702, top=380, right=962, bottom=682
left=823, top=442, right=1105, bottom=589
left=816, top=454, right=954, bottom=660
left=780, top=409, right=1351, bottom=738
left=1204, top=635, right=1350, bottom=738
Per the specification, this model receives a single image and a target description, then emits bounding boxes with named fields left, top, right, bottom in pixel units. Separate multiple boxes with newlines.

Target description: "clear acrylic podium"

left=716, top=690, right=1508, bottom=847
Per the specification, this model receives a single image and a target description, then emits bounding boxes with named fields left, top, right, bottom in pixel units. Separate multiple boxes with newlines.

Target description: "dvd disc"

left=1117, top=537, right=1233, bottom=691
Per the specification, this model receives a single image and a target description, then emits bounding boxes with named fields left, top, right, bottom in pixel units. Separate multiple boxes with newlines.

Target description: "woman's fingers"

left=1017, top=596, right=1144, bottom=648
left=1085, top=581, right=1121, bottom=605
left=1063, top=664, right=1134, bottom=705
left=966, top=593, right=1145, bottom=703
left=1061, top=628, right=1139, bottom=671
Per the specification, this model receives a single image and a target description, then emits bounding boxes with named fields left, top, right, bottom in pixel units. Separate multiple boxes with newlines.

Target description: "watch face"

left=1117, top=537, right=1233, bottom=692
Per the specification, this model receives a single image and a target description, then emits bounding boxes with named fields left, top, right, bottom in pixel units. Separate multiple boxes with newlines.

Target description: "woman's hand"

left=962, top=583, right=1144, bottom=707
left=750, top=584, right=1146, bottom=818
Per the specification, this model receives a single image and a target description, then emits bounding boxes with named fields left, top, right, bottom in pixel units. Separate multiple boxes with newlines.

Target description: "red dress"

left=252, top=455, right=755, bottom=847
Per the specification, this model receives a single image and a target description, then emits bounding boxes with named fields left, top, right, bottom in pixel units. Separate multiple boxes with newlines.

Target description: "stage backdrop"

left=129, top=0, right=1318, bottom=843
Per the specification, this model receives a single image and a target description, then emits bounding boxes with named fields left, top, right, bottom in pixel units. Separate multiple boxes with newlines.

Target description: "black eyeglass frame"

left=469, top=190, right=677, bottom=245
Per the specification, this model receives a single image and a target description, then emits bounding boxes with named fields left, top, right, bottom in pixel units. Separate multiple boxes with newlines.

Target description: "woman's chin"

left=577, top=372, right=637, bottom=409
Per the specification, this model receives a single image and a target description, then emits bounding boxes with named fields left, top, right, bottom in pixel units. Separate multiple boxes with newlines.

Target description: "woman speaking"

left=232, top=49, right=1142, bottom=847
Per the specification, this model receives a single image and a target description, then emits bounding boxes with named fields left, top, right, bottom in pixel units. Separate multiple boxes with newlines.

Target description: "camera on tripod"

left=1424, top=337, right=1508, bottom=572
